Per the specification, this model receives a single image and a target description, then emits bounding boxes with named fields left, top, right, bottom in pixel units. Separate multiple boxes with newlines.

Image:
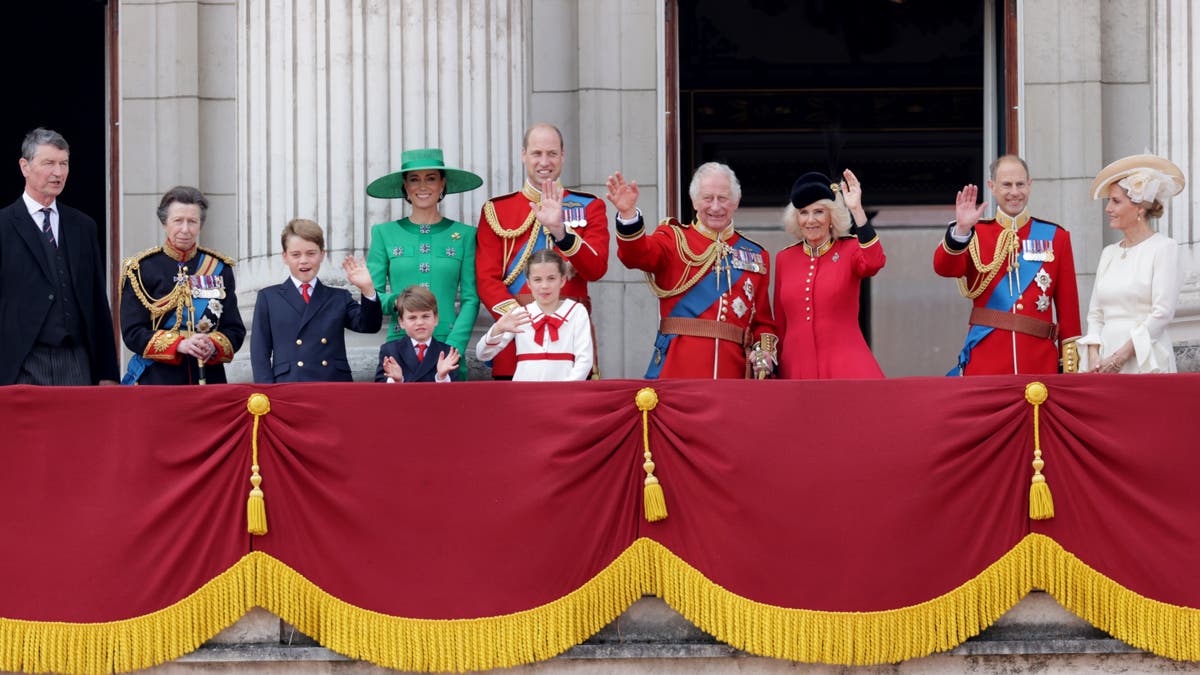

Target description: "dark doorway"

left=678, top=0, right=986, bottom=213
left=0, top=0, right=110, bottom=267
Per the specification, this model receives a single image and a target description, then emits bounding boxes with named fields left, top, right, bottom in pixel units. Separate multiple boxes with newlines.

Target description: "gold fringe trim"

left=4, top=538, right=1200, bottom=672
left=0, top=554, right=257, bottom=675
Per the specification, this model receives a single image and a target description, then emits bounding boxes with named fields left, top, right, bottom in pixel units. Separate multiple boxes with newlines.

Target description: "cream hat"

left=1089, top=154, right=1185, bottom=203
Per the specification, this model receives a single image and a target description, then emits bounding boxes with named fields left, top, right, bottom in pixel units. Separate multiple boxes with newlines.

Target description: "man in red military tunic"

left=606, top=163, right=776, bottom=379
left=934, top=155, right=1081, bottom=375
left=475, top=123, right=609, bottom=378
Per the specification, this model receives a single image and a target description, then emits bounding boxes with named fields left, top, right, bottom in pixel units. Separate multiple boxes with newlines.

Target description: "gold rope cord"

left=958, top=227, right=1019, bottom=299
left=646, top=224, right=726, bottom=300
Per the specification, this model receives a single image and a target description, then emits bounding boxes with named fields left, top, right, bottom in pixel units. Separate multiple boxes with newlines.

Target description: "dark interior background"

left=679, top=0, right=987, bottom=212
left=0, top=0, right=109, bottom=268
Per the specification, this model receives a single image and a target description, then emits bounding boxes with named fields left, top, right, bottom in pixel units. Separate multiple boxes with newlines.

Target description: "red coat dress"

left=475, top=182, right=609, bottom=377
left=774, top=226, right=885, bottom=379
left=933, top=211, right=1081, bottom=375
left=616, top=216, right=776, bottom=379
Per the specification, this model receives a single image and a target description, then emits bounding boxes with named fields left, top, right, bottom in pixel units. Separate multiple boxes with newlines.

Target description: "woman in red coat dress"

left=774, top=170, right=886, bottom=379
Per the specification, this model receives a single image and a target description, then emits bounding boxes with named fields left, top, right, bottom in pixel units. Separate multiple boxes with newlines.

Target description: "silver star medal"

left=732, top=297, right=748, bottom=318
left=1034, top=268, right=1052, bottom=292
left=832, top=252, right=840, bottom=262
left=1036, top=294, right=1051, bottom=312
left=743, top=279, right=755, bottom=301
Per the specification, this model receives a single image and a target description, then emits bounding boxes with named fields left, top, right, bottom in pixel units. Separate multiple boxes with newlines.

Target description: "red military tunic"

left=774, top=227, right=886, bottom=379
left=933, top=210, right=1081, bottom=375
left=617, top=216, right=776, bottom=379
left=475, top=182, right=609, bottom=378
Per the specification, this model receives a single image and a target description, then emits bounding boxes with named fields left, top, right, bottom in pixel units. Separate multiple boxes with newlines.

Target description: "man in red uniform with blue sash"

left=475, top=123, right=609, bottom=379
left=607, top=163, right=776, bottom=379
left=934, top=155, right=1081, bottom=375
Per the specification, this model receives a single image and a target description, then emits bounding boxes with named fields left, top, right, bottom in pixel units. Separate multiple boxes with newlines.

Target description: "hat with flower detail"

left=367, top=148, right=484, bottom=199
left=1089, top=154, right=1186, bottom=204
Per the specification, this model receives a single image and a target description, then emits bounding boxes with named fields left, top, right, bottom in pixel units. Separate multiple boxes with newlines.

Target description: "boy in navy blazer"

left=375, top=286, right=461, bottom=383
left=251, top=219, right=382, bottom=382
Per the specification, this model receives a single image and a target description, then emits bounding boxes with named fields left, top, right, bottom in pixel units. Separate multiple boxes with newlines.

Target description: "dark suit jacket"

left=0, top=197, right=118, bottom=384
left=251, top=278, right=383, bottom=383
left=375, top=336, right=453, bottom=383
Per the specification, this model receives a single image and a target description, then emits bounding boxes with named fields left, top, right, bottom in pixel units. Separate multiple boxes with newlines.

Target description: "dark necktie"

left=416, top=343, right=427, bottom=362
left=40, top=208, right=56, bottom=248
left=301, top=283, right=311, bottom=303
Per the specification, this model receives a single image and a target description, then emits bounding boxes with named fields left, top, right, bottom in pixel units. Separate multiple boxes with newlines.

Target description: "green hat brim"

left=366, top=167, right=484, bottom=199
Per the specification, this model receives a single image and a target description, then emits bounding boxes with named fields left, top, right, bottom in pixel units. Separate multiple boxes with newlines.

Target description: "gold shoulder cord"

left=486, top=201, right=546, bottom=288
left=122, top=252, right=194, bottom=332
left=646, top=223, right=723, bottom=299
left=958, top=228, right=1019, bottom=300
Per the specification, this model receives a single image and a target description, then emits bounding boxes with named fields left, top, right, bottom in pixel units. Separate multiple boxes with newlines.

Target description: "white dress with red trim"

left=474, top=299, right=594, bottom=381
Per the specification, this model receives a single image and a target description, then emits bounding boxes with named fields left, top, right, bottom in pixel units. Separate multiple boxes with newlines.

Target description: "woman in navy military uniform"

left=120, top=186, right=245, bottom=385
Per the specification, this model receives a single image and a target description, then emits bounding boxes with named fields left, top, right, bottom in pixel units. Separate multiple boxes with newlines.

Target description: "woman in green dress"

left=366, top=149, right=483, bottom=375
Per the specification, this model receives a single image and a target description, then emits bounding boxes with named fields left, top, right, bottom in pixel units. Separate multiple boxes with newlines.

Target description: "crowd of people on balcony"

left=0, top=125, right=1187, bottom=387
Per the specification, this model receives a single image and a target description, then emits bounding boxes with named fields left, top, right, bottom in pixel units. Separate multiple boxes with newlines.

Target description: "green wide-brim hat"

left=366, top=148, right=484, bottom=199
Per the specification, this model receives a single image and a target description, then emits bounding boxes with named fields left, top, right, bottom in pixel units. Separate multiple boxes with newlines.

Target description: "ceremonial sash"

left=645, top=237, right=762, bottom=379
left=122, top=253, right=225, bottom=385
left=504, top=225, right=549, bottom=297
left=949, top=219, right=1052, bottom=375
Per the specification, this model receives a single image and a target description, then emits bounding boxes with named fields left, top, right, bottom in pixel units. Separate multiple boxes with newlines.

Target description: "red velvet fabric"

left=1, top=375, right=1197, bottom=624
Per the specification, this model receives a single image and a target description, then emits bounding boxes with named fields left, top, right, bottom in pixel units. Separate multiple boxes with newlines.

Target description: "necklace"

left=1119, top=232, right=1152, bottom=259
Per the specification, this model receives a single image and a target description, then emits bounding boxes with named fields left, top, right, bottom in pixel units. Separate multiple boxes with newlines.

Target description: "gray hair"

left=21, top=128, right=69, bottom=162
left=989, top=155, right=1031, bottom=181
left=688, top=162, right=742, bottom=203
left=157, top=186, right=209, bottom=226
left=782, top=195, right=851, bottom=241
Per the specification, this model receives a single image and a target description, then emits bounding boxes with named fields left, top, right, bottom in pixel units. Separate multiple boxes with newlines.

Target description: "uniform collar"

left=522, top=180, right=564, bottom=203
left=163, top=241, right=198, bottom=262
left=802, top=238, right=835, bottom=257
left=995, top=208, right=1030, bottom=231
left=693, top=219, right=734, bottom=243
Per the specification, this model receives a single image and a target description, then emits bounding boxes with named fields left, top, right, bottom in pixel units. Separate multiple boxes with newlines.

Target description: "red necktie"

left=301, top=283, right=311, bottom=303
left=416, top=343, right=427, bottom=362
left=532, top=315, right=564, bottom=346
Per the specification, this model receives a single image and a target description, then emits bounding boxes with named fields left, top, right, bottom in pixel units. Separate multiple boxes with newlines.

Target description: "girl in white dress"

left=1079, top=154, right=1186, bottom=374
left=476, top=249, right=594, bottom=381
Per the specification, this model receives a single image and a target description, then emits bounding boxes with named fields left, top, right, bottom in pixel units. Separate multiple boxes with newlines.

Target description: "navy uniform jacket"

left=374, top=336, right=454, bottom=383
left=251, top=278, right=382, bottom=383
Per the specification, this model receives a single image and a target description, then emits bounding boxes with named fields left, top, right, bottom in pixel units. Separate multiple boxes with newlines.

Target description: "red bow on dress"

left=531, top=314, right=564, bottom=346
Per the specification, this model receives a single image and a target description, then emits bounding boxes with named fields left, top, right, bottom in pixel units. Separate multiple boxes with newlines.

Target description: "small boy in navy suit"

left=251, top=218, right=382, bottom=382
left=375, top=286, right=460, bottom=383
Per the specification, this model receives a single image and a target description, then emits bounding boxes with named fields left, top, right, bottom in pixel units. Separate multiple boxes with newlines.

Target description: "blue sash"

left=122, top=254, right=225, bottom=384
left=645, top=236, right=763, bottom=379
left=949, top=219, right=1053, bottom=375
left=504, top=229, right=548, bottom=297
left=504, top=193, right=599, bottom=295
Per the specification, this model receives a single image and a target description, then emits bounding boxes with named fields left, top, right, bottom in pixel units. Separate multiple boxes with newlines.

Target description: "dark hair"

left=1143, top=199, right=1165, bottom=219
left=21, top=128, right=69, bottom=162
left=401, top=169, right=447, bottom=204
left=522, top=123, right=565, bottom=151
left=527, top=248, right=569, bottom=277
left=395, top=285, right=439, bottom=316
left=157, top=186, right=209, bottom=226
left=281, top=218, right=325, bottom=251
left=989, top=155, right=1031, bottom=182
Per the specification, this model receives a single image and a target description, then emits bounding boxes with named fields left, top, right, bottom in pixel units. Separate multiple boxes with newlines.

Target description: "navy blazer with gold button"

left=250, top=278, right=382, bottom=383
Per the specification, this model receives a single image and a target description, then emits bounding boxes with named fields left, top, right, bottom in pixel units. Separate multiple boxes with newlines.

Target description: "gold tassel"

left=1024, top=382, right=1054, bottom=520
left=246, top=393, right=272, bottom=535
left=636, top=387, right=668, bottom=522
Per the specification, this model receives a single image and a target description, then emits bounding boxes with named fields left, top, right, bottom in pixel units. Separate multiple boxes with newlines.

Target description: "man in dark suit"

left=0, top=127, right=118, bottom=385
left=251, top=218, right=382, bottom=382
left=374, top=285, right=460, bottom=383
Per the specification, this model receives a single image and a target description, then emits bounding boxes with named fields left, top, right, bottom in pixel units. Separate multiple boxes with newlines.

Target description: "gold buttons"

left=321, top=360, right=328, bottom=366
left=297, top=361, right=304, bottom=367
left=321, top=338, right=328, bottom=344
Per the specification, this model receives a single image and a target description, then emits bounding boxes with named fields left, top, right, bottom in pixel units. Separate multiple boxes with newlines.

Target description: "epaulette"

left=658, top=217, right=686, bottom=230
left=199, top=246, right=236, bottom=266
left=564, top=188, right=600, bottom=200
left=122, top=246, right=161, bottom=273
left=487, top=190, right=523, bottom=203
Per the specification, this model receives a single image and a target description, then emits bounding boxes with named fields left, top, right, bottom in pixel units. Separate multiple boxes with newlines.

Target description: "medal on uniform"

left=832, top=252, right=840, bottom=262
left=1023, top=239, right=1055, bottom=262
left=191, top=274, right=225, bottom=299
left=1034, top=268, right=1052, bottom=292
left=732, top=297, right=748, bottom=318
left=563, top=203, right=586, bottom=230
left=1036, top=294, right=1051, bottom=312
left=743, top=278, right=754, bottom=301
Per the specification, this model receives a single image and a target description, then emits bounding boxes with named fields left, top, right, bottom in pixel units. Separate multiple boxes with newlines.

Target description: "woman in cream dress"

left=1079, top=154, right=1186, bottom=373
